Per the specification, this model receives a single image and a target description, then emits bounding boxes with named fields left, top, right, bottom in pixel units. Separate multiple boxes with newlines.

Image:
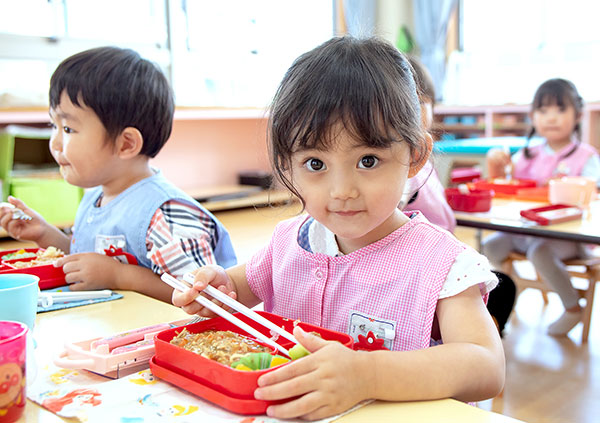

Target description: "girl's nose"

left=329, top=173, right=359, bottom=200
left=546, top=110, right=559, bottom=121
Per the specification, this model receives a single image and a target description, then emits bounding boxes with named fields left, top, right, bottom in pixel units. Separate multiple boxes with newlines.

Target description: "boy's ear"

left=408, top=133, right=433, bottom=178
left=116, top=127, right=144, bottom=159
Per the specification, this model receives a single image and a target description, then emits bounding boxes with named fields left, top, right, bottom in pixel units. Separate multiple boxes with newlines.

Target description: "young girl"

left=484, top=78, right=600, bottom=336
left=173, top=36, right=504, bottom=420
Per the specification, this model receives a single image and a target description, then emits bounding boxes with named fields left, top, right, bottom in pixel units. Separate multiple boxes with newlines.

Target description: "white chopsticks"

left=160, top=273, right=296, bottom=357
left=38, top=289, right=113, bottom=307
left=182, top=273, right=299, bottom=346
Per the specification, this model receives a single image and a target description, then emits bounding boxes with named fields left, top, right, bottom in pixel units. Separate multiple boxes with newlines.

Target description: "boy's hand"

left=171, top=265, right=237, bottom=317
left=56, top=252, right=119, bottom=290
left=254, top=326, right=370, bottom=420
left=0, top=196, right=48, bottom=243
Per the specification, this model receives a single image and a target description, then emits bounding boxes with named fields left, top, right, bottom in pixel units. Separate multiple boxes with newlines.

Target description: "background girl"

left=484, top=78, right=600, bottom=336
left=173, top=36, right=504, bottom=420
left=402, top=55, right=456, bottom=233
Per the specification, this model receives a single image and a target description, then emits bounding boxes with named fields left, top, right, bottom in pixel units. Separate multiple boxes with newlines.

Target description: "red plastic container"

left=152, top=311, right=354, bottom=414
left=472, top=178, right=537, bottom=195
left=520, top=204, right=583, bottom=226
left=0, top=248, right=66, bottom=290
left=450, top=167, right=481, bottom=184
left=445, top=188, right=493, bottom=212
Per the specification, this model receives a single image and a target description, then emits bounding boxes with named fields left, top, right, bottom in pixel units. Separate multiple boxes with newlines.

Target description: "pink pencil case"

left=54, top=319, right=191, bottom=378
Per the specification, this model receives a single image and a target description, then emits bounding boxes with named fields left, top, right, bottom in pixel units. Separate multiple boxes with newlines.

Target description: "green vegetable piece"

left=289, top=344, right=310, bottom=360
left=231, top=352, right=273, bottom=370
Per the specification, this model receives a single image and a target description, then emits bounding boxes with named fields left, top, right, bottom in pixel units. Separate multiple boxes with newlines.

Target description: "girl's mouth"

left=334, top=210, right=361, bottom=217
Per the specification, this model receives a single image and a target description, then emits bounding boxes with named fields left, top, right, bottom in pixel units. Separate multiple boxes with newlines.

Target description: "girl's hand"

left=171, top=264, right=238, bottom=317
left=255, top=326, right=371, bottom=420
left=0, top=196, right=49, bottom=243
left=55, top=253, right=119, bottom=290
left=486, top=148, right=512, bottom=179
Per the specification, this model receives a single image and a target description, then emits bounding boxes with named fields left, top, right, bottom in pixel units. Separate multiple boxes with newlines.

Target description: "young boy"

left=0, top=47, right=236, bottom=302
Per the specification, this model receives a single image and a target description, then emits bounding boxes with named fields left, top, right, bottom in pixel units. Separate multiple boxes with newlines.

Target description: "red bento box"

left=0, top=248, right=66, bottom=290
left=151, top=311, right=354, bottom=415
left=445, top=188, right=493, bottom=212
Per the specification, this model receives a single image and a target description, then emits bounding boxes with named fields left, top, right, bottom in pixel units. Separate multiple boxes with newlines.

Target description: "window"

left=443, top=0, right=600, bottom=105
left=169, top=0, right=333, bottom=106
left=0, top=0, right=334, bottom=108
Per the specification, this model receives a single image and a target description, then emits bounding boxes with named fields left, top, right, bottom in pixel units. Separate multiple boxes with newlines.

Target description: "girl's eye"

left=358, top=155, right=379, bottom=169
left=63, top=126, right=73, bottom=134
left=304, top=158, right=325, bottom=172
left=49, top=122, right=57, bottom=130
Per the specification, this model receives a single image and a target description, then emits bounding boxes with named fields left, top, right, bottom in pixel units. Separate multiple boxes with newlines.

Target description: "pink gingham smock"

left=246, top=212, right=467, bottom=352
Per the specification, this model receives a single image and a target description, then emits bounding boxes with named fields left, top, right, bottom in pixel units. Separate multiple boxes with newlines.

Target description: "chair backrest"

left=503, top=252, right=599, bottom=343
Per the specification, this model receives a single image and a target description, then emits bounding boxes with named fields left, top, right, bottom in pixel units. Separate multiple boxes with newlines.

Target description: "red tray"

left=472, top=178, right=537, bottom=195
left=445, top=188, right=493, bottom=212
left=520, top=204, right=583, bottom=226
left=153, top=311, right=354, bottom=413
left=149, top=356, right=273, bottom=415
left=0, top=248, right=66, bottom=290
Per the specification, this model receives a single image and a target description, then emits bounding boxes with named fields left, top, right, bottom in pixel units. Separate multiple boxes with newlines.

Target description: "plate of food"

left=0, top=247, right=66, bottom=289
left=151, top=311, right=354, bottom=414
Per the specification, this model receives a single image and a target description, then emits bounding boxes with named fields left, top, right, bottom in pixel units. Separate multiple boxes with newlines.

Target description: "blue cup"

left=0, top=274, right=39, bottom=331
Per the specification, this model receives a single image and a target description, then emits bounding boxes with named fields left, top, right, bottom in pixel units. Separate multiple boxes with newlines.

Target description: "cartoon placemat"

left=28, top=364, right=368, bottom=422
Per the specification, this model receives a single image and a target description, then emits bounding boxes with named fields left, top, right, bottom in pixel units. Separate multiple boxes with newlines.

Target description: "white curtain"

left=342, top=0, right=376, bottom=37
left=413, top=0, right=458, bottom=102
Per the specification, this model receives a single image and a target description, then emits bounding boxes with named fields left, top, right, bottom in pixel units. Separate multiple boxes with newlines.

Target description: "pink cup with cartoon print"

left=0, top=321, right=28, bottom=422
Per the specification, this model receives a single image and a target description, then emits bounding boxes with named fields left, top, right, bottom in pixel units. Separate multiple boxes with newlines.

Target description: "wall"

left=0, top=108, right=273, bottom=193
left=150, top=113, right=271, bottom=190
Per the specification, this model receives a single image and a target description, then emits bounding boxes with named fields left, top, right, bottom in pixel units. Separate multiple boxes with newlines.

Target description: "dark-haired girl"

left=484, top=78, right=600, bottom=336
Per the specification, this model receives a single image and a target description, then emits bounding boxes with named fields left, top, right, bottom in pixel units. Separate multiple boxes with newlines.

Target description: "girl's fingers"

left=258, top=353, right=317, bottom=387
left=255, top=368, right=318, bottom=401
left=265, top=391, right=325, bottom=420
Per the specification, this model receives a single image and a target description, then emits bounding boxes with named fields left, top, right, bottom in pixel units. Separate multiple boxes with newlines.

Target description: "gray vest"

left=71, top=171, right=237, bottom=269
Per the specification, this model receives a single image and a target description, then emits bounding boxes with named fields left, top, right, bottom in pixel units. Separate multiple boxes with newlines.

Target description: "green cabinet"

left=0, top=125, right=83, bottom=226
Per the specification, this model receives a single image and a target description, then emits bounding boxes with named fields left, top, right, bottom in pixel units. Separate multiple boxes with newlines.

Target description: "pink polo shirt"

left=246, top=212, right=467, bottom=351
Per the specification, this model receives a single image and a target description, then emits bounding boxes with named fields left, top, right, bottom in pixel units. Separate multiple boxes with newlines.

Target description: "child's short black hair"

left=49, top=46, right=174, bottom=158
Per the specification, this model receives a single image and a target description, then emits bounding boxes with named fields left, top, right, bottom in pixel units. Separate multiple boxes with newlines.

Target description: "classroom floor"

left=456, top=227, right=600, bottom=423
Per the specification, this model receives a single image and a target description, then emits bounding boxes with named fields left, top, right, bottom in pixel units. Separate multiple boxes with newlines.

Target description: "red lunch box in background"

left=445, top=188, right=493, bottom=212
left=151, top=311, right=354, bottom=415
left=0, top=247, right=66, bottom=290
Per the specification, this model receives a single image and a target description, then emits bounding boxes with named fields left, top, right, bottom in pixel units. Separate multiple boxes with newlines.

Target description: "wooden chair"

left=502, top=251, right=600, bottom=343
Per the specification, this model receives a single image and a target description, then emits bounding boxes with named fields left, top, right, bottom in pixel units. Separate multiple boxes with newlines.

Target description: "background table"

left=454, top=198, right=600, bottom=248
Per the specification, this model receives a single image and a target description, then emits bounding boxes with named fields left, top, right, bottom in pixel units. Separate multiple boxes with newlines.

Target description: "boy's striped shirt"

left=146, top=200, right=218, bottom=277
